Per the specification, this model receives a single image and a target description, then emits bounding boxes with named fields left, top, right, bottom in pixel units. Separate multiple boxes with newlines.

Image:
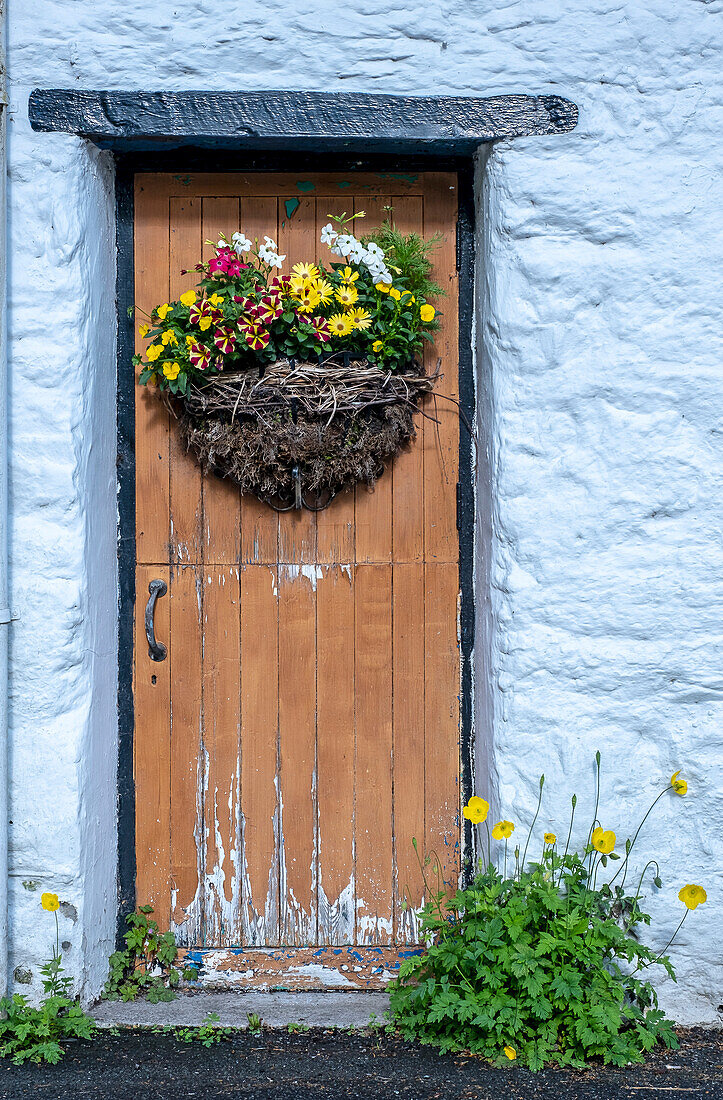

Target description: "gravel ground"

left=0, top=1026, right=720, bottom=1100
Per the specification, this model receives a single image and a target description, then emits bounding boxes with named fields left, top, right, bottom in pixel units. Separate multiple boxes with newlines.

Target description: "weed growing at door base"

left=104, top=906, right=198, bottom=1003
left=390, top=757, right=705, bottom=1070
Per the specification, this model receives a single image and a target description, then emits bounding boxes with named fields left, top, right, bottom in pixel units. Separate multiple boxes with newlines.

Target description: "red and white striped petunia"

left=214, top=326, right=236, bottom=354
left=241, top=323, right=270, bottom=351
left=256, top=295, right=283, bottom=324
left=311, top=316, right=331, bottom=343
left=188, top=341, right=211, bottom=370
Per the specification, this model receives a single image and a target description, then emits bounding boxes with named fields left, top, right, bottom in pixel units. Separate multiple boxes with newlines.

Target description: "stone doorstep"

left=91, top=990, right=391, bottom=1030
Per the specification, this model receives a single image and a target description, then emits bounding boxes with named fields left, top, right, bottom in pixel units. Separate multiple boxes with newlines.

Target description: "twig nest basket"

left=171, top=353, right=437, bottom=508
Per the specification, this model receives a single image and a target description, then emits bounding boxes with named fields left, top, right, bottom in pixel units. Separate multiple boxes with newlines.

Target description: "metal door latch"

left=145, top=580, right=167, bottom=661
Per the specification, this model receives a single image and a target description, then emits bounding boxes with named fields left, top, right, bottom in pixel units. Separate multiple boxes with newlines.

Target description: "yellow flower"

left=207, top=293, right=223, bottom=306
left=591, top=826, right=616, bottom=855
left=544, top=832, right=557, bottom=845
left=388, top=287, right=401, bottom=301
left=670, top=770, right=687, bottom=796
left=180, top=290, right=196, bottom=307
left=156, top=303, right=172, bottom=321
left=335, top=284, right=358, bottom=308
left=314, top=280, right=335, bottom=306
left=161, top=330, right=178, bottom=346
left=138, top=323, right=150, bottom=338
left=339, top=266, right=359, bottom=283
left=503, top=1046, right=516, bottom=1061
left=292, top=262, right=320, bottom=281
left=198, top=316, right=213, bottom=331
left=289, top=273, right=310, bottom=295
left=678, top=884, right=706, bottom=910
left=375, top=282, right=390, bottom=294
left=41, top=892, right=59, bottom=912
left=145, top=344, right=162, bottom=362
left=463, top=796, right=489, bottom=824
left=328, top=313, right=354, bottom=337
left=420, top=303, right=436, bottom=323
left=162, top=361, right=181, bottom=381
left=372, top=340, right=384, bottom=353
left=186, top=334, right=195, bottom=347
left=492, top=820, right=515, bottom=840
left=295, top=285, right=322, bottom=313
left=350, top=307, right=372, bottom=331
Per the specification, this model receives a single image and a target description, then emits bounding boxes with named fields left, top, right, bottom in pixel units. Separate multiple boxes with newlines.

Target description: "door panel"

left=133, top=171, right=461, bottom=985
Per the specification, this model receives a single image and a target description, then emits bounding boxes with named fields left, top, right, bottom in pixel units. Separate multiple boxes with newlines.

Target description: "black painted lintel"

left=29, top=89, right=577, bottom=153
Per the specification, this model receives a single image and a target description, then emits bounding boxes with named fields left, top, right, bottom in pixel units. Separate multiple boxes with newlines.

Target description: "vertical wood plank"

left=168, top=197, right=203, bottom=565
left=423, top=180, right=459, bottom=563
left=315, top=196, right=355, bottom=565
left=277, top=197, right=318, bottom=565
left=240, top=565, right=280, bottom=946
left=134, top=564, right=172, bottom=925
left=390, top=196, right=425, bottom=565
left=354, top=194, right=393, bottom=564
left=135, top=182, right=170, bottom=564
left=202, top=198, right=242, bottom=565
left=278, top=568, right=317, bottom=945
left=238, top=196, right=280, bottom=566
left=355, top=564, right=393, bottom=944
left=202, top=565, right=242, bottom=946
left=169, top=564, right=203, bottom=944
left=392, top=563, right=426, bottom=942
left=316, top=566, right=355, bottom=944
left=424, top=562, right=461, bottom=896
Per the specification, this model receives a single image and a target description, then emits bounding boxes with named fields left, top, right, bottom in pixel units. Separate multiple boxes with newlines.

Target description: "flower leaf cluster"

left=391, top=762, right=703, bottom=1070
left=134, top=225, right=440, bottom=396
left=0, top=891, right=95, bottom=1065
left=103, top=905, right=197, bottom=1003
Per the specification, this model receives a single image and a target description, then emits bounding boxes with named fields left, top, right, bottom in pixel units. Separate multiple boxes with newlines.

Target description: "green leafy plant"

left=104, top=905, right=197, bottom=1003
left=390, top=758, right=704, bottom=1069
left=176, top=1012, right=231, bottom=1047
left=246, top=1011, right=263, bottom=1036
left=0, top=892, right=96, bottom=1064
left=287, top=1021, right=310, bottom=1034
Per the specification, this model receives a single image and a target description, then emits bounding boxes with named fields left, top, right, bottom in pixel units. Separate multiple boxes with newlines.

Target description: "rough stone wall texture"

left=5, top=1, right=722, bottom=1019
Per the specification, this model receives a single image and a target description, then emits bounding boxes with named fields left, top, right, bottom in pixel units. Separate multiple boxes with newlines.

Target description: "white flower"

left=217, top=238, right=227, bottom=249
left=232, top=232, right=252, bottom=253
left=365, top=242, right=385, bottom=259
left=258, top=245, right=286, bottom=269
left=347, top=240, right=366, bottom=263
left=269, top=252, right=285, bottom=269
left=334, top=234, right=357, bottom=258
left=377, top=268, right=393, bottom=284
left=263, top=235, right=278, bottom=250
left=320, top=223, right=338, bottom=246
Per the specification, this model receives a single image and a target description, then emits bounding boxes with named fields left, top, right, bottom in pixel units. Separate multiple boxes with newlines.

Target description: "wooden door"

left=133, top=171, right=462, bottom=989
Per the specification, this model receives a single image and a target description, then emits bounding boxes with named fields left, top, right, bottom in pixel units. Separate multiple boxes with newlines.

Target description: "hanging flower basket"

left=135, top=216, right=442, bottom=509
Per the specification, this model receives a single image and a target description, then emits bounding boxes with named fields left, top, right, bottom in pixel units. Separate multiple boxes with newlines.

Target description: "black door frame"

left=115, top=151, right=477, bottom=942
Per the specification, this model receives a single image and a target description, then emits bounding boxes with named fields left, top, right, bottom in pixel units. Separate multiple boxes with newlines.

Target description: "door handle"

left=145, top=579, right=168, bottom=661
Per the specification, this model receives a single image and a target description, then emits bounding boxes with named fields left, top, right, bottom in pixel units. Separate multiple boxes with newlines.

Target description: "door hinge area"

left=456, top=482, right=462, bottom=531
left=455, top=220, right=461, bottom=272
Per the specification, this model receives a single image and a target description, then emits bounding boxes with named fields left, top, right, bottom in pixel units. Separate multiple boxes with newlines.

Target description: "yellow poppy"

left=207, top=293, right=223, bottom=306
left=161, top=330, right=177, bottom=346
left=375, top=282, right=390, bottom=294
left=336, top=285, right=358, bottom=308
left=670, top=770, right=687, bottom=796
left=186, top=334, right=195, bottom=347
left=678, top=884, right=706, bottom=910
left=463, top=796, right=489, bottom=824
left=503, top=1046, right=516, bottom=1060
left=292, top=262, right=320, bottom=281
left=372, top=340, right=384, bottom=353
left=591, top=826, right=616, bottom=855
left=162, top=361, right=181, bottom=381
left=420, top=303, right=436, bottom=323
left=388, top=287, right=401, bottom=301
left=492, top=820, right=515, bottom=840
left=544, top=832, right=557, bottom=844
left=145, top=344, right=162, bottom=362
left=180, top=290, right=197, bottom=307
left=198, top=316, right=213, bottom=332
left=41, top=892, right=59, bottom=912
left=138, top=323, right=149, bottom=338
left=156, top=303, right=172, bottom=321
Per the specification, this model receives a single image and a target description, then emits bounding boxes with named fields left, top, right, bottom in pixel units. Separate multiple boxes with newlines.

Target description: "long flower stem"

left=609, top=787, right=668, bottom=890
left=631, top=911, right=688, bottom=976
left=521, top=776, right=544, bottom=875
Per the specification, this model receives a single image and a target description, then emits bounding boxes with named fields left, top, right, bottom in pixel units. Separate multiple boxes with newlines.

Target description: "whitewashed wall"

left=5, top=1, right=722, bottom=1020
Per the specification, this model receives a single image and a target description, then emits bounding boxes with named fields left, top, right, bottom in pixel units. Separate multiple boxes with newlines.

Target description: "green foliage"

left=363, top=219, right=444, bottom=301
left=390, top=855, right=679, bottom=1069
left=0, top=948, right=95, bottom=1065
left=176, top=1012, right=231, bottom=1047
left=246, top=1011, right=263, bottom=1035
left=103, top=906, right=198, bottom=1003
left=287, top=1021, right=310, bottom=1034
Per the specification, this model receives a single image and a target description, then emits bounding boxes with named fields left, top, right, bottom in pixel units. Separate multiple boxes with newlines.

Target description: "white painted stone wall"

left=5, top=1, right=722, bottom=1021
